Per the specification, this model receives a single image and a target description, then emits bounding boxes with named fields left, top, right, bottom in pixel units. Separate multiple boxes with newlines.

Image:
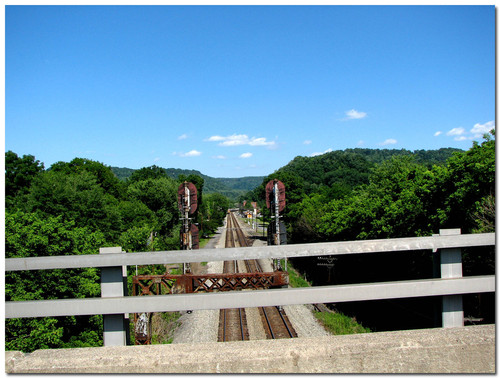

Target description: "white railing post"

left=100, top=247, right=127, bottom=346
left=439, top=229, right=464, bottom=328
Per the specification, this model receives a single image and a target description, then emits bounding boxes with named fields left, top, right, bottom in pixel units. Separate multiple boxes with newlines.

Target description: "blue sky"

left=5, top=5, right=495, bottom=178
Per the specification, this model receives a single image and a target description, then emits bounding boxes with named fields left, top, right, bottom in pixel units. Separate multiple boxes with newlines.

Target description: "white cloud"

left=344, top=109, right=367, bottom=120
left=239, top=152, right=253, bottom=159
left=206, top=135, right=225, bottom=142
left=357, top=140, right=365, bottom=146
left=445, top=127, right=470, bottom=141
left=212, top=155, right=226, bottom=160
left=310, top=148, right=333, bottom=157
left=470, top=121, right=495, bottom=137
left=446, top=127, right=465, bottom=136
left=154, top=157, right=161, bottom=162
left=205, top=134, right=276, bottom=147
left=178, top=134, right=188, bottom=140
left=380, top=139, right=397, bottom=146
left=174, top=150, right=201, bottom=157
left=434, top=131, right=442, bottom=137
left=303, top=140, right=312, bottom=145
left=441, top=121, right=494, bottom=142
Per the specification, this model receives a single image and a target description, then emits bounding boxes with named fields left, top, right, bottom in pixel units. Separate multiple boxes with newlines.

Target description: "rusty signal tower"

left=266, top=179, right=287, bottom=271
left=133, top=181, right=200, bottom=345
left=177, top=181, right=199, bottom=274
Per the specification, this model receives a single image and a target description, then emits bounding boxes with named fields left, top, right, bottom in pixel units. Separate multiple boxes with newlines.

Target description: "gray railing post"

left=100, top=247, right=127, bottom=346
left=439, top=229, right=464, bottom=328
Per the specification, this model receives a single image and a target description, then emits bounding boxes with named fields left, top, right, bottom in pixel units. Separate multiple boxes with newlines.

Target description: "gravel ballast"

left=172, top=214, right=328, bottom=344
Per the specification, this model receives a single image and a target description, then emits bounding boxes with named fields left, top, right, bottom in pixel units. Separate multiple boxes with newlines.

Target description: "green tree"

left=117, top=199, right=156, bottom=230
left=201, top=193, right=231, bottom=234
left=317, top=156, right=448, bottom=241
left=50, top=158, right=124, bottom=199
left=126, top=176, right=179, bottom=249
left=5, top=151, right=45, bottom=207
left=23, top=170, right=122, bottom=241
left=291, top=193, right=326, bottom=243
left=472, top=194, right=495, bottom=233
left=440, top=131, right=495, bottom=232
left=119, top=224, right=156, bottom=252
left=127, top=165, right=167, bottom=183
left=5, top=211, right=105, bottom=352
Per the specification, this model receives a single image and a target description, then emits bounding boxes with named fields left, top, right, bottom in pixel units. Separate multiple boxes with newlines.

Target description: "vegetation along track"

left=218, top=211, right=297, bottom=342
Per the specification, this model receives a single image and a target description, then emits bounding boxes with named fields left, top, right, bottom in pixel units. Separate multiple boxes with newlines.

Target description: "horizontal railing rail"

left=6, top=276, right=495, bottom=318
left=5, top=232, right=495, bottom=271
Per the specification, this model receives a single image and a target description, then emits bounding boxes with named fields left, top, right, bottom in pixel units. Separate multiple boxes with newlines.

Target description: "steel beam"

left=5, top=233, right=495, bottom=271
left=6, top=275, right=494, bottom=318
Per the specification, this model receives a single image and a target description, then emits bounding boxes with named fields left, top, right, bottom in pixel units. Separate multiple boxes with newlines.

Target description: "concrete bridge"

left=6, top=324, right=495, bottom=373
left=5, top=229, right=495, bottom=373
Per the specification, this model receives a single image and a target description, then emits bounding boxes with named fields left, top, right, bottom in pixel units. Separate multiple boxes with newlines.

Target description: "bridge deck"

left=6, top=324, right=495, bottom=374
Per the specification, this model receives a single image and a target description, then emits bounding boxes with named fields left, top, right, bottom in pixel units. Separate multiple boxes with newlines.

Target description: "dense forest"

left=5, top=132, right=495, bottom=350
left=243, top=145, right=493, bottom=241
left=5, top=156, right=232, bottom=352
left=242, top=135, right=495, bottom=330
left=111, top=166, right=263, bottom=201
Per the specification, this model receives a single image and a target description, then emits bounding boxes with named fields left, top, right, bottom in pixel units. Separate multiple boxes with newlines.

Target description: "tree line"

left=244, top=141, right=493, bottom=242
left=5, top=156, right=231, bottom=352
left=242, top=134, right=495, bottom=331
left=111, top=166, right=264, bottom=201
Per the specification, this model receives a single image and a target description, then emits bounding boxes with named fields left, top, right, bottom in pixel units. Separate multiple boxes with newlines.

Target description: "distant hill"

left=343, top=147, right=463, bottom=166
left=112, top=148, right=462, bottom=202
left=110, top=166, right=264, bottom=201
left=252, top=147, right=464, bottom=199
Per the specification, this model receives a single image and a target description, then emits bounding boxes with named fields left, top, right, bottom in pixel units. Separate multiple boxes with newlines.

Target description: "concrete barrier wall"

left=5, top=324, right=495, bottom=374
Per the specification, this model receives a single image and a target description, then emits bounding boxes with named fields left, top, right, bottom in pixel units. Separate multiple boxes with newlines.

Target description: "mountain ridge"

left=111, top=147, right=463, bottom=201
left=110, top=166, right=264, bottom=200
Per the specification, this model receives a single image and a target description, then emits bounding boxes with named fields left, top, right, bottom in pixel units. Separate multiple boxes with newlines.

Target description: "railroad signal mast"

left=266, top=179, right=287, bottom=271
left=134, top=181, right=199, bottom=345
left=177, top=181, right=199, bottom=274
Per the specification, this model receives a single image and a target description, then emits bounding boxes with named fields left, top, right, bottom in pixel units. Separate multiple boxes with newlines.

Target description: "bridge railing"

left=5, top=229, right=495, bottom=346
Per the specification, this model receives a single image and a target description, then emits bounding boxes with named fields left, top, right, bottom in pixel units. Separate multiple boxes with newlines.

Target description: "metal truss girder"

left=132, top=272, right=288, bottom=296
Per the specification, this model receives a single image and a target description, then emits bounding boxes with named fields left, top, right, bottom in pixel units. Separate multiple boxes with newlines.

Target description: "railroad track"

left=259, top=305, right=297, bottom=339
left=218, top=211, right=296, bottom=342
left=218, top=212, right=249, bottom=341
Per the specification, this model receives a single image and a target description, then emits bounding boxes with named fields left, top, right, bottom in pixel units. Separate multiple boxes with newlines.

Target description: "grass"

left=283, top=259, right=370, bottom=335
left=156, top=311, right=182, bottom=344
left=149, top=312, right=182, bottom=344
left=129, top=311, right=182, bottom=345
left=199, top=236, right=211, bottom=249
left=282, top=260, right=311, bottom=288
left=314, top=311, right=371, bottom=335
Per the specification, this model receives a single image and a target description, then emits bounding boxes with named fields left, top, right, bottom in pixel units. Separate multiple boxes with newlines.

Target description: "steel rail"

left=222, top=309, right=227, bottom=341
left=261, top=307, right=275, bottom=339
left=219, top=212, right=247, bottom=342
left=231, top=212, right=296, bottom=340
left=277, top=307, right=296, bottom=338
left=238, top=308, right=246, bottom=341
